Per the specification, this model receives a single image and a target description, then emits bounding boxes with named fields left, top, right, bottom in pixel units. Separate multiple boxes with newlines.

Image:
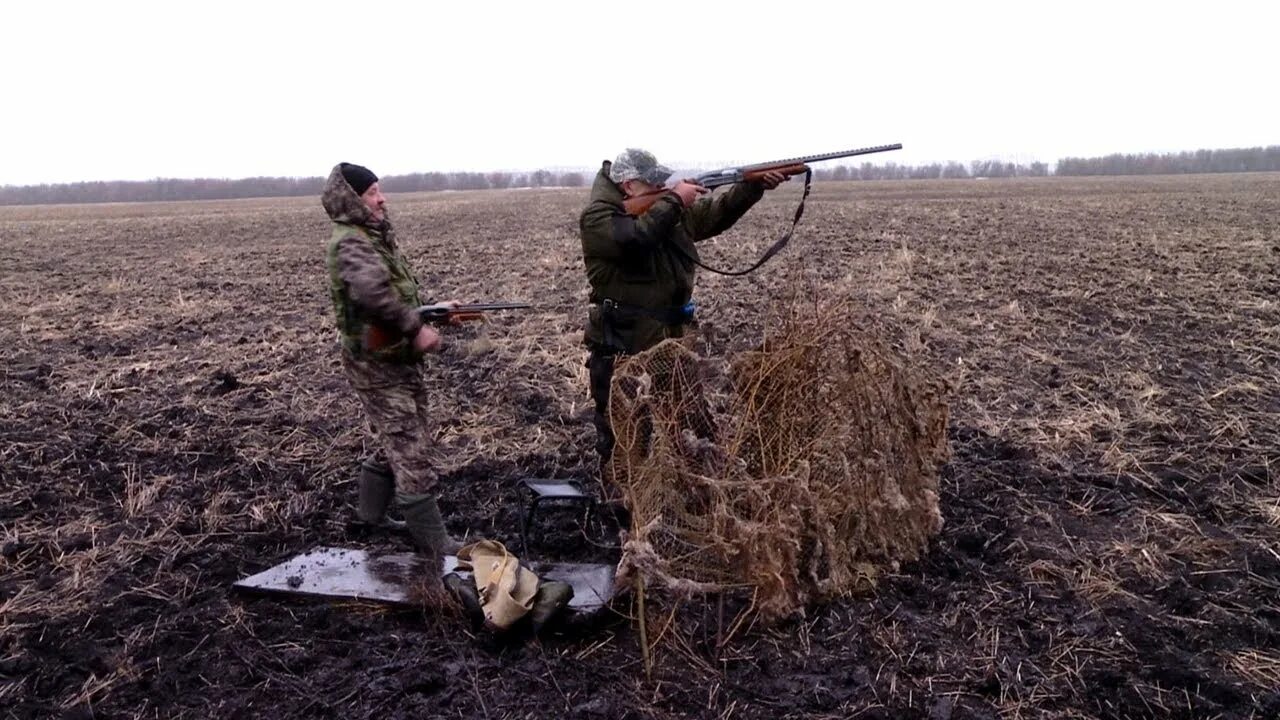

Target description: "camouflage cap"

left=608, top=148, right=673, bottom=186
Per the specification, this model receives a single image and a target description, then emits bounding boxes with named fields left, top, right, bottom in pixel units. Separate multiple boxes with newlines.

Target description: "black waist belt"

left=599, top=298, right=694, bottom=326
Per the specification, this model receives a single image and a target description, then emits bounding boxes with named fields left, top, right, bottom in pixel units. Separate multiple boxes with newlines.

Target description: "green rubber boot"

left=529, top=581, right=574, bottom=633
left=356, top=460, right=406, bottom=530
left=398, top=493, right=464, bottom=555
left=443, top=573, right=484, bottom=628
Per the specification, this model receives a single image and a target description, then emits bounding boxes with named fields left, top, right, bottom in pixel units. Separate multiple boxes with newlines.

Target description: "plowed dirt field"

left=2, top=174, right=1278, bottom=719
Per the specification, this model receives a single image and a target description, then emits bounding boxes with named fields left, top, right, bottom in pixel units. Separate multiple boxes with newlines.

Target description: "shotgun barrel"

left=418, top=302, right=532, bottom=321
left=694, top=143, right=904, bottom=188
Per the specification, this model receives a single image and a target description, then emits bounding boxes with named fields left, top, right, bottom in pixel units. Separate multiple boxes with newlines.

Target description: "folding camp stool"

left=518, top=478, right=596, bottom=553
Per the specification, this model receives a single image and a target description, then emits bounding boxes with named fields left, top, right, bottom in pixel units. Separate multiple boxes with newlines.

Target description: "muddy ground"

left=2, top=174, right=1278, bottom=719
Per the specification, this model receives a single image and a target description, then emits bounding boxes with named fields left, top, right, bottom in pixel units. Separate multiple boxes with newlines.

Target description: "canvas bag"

left=454, top=540, right=540, bottom=631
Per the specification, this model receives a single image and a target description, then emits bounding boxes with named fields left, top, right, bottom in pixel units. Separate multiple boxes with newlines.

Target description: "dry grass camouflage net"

left=609, top=308, right=952, bottom=621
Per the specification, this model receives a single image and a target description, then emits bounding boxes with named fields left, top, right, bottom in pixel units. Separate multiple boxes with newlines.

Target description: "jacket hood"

left=590, top=161, right=625, bottom=205
left=322, top=164, right=381, bottom=227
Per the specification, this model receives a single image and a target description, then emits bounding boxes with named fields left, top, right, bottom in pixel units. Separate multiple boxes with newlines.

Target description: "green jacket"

left=579, top=161, right=764, bottom=353
left=322, top=165, right=425, bottom=363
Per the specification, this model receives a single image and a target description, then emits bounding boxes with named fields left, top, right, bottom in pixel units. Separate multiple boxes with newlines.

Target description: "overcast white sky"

left=2, top=0, right=1275, bottom=185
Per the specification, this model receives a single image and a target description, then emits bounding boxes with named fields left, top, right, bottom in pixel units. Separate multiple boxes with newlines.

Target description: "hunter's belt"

left=598, top=298, right=694, bottom=327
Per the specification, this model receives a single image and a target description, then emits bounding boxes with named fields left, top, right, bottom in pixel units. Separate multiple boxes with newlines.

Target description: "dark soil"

left=2, top=174, right=1278, bottom=718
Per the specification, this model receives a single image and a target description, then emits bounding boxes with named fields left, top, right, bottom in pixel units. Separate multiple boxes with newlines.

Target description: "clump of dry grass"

left=609, top=300, right=951, bottom=621
left=1223, top=649, right=1280, bottom=690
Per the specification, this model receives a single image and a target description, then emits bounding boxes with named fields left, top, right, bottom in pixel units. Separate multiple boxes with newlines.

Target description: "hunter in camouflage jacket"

left=323, top=167, right=426, bottom=364
left=320, top=164, right=459, bottom=559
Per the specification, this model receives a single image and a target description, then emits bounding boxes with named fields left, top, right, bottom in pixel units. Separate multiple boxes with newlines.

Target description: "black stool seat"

left=518, top=478, right=595, bottom=553
left=523, top=478, right=589, bottom=499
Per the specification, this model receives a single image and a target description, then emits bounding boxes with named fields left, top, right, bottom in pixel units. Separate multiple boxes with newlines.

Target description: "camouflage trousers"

left=341, top=351, right=439, bottom=494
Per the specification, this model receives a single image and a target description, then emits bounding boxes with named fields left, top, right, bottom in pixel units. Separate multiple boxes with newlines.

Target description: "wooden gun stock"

left=743, top=163, right=809, bottom=182
left=364, top=325, right=400, bottom=352
left=622, top=189, right=670, bottom=217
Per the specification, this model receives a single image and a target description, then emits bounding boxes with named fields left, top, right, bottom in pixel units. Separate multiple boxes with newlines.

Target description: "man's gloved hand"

left=754, top=170, right=789, bottom=190
left=670, top=180, right=709, bottom=207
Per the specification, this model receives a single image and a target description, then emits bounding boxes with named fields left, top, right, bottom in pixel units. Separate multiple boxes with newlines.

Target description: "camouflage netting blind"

left=608, top=313, right=951, bottom=621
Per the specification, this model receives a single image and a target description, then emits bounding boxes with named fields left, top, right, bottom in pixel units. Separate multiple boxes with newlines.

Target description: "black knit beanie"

left=340, top=163, right=378, bottom=196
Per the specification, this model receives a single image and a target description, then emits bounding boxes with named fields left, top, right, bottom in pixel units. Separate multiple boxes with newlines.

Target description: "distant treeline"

left=2, top=145, right=1277, bottom=205
left=0, top=177, right=327, bottom=206
left=813, top=160, right=1049, bottom=181
left=386, top=169, right=586, bottom=192
left=1054, top=146, right=1280, bottom=176
left=0, top=170, right=588, bottom=206
left=814, top=145, right=1280, bottom=180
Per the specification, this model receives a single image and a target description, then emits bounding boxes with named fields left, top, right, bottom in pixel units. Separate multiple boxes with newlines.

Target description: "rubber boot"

left=356, top=461, right=406, bottom=530
left=529, top=581, right=574, bottom=633
left=398, top=493, right=464, bottom=556
left=443, top=573, right=484, bottom=628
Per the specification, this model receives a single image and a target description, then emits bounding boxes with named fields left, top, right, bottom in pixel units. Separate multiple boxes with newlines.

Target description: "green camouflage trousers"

left=341, top=351, right=439, bottom=494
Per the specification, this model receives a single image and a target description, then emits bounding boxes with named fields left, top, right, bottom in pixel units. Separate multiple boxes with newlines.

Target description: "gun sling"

left=671, top=167, right=813, bottom=277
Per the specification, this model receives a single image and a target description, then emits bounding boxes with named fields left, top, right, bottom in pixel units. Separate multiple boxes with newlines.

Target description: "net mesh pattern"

left=608, top=315, right=951, bottom=620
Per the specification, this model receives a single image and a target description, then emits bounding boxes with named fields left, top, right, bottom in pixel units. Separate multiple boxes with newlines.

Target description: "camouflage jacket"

left=322, top=166, right=425, bottom=363
left=579, top=161, right=764, bottom=353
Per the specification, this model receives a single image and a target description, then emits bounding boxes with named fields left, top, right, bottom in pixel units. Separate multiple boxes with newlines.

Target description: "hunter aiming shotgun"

left=623, top=143, right=903, bottom=276
left=365, top=302, right=532, bottom=351
left=622, top=143, right=903, bottom=216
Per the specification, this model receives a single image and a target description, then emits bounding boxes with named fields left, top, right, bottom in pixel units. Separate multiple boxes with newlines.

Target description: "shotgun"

left=623, top=143, right=902, bottom=216
left=365, top=302, right=532, bottom=351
